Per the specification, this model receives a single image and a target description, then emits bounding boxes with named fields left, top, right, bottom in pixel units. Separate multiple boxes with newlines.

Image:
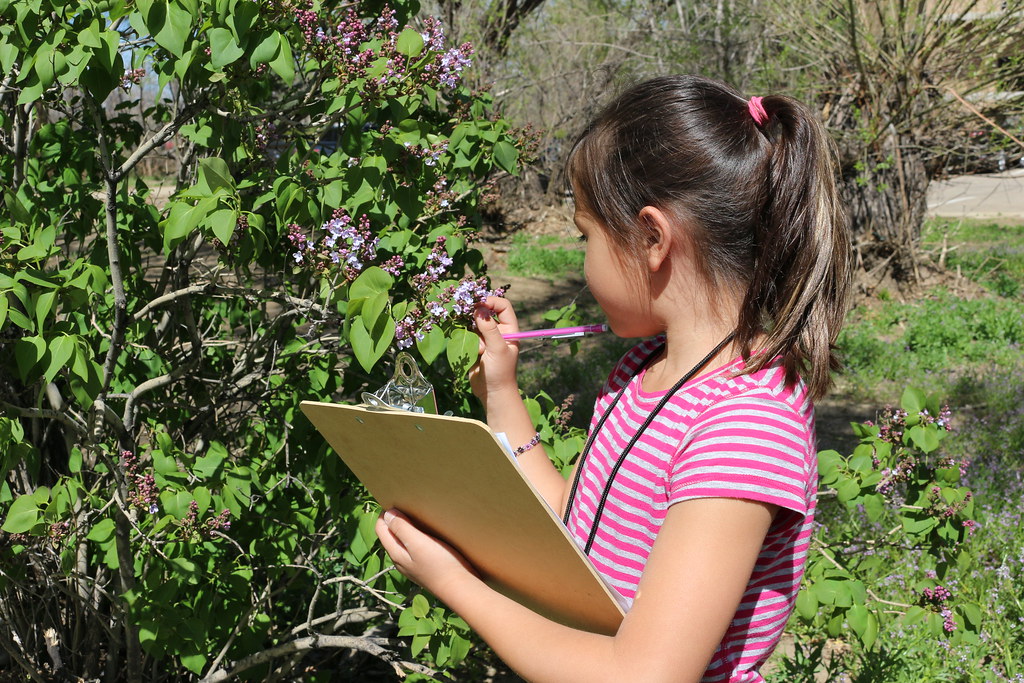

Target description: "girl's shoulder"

left=675, top=353, right=812, bottom=427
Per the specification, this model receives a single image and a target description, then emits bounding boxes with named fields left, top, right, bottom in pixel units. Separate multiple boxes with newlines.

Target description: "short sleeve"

left=668, top=395, right=815, bottom=515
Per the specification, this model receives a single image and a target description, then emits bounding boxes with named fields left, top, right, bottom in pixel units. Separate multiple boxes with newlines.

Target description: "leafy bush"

left=0, top=0, right=527, bottom=679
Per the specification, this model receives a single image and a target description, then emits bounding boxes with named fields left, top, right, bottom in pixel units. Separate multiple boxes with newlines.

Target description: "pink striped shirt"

left=567, top=338, right=817, bottom=682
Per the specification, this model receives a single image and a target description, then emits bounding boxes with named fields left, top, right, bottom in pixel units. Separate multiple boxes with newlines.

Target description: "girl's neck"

left=640, top=320, right=741, bottom=393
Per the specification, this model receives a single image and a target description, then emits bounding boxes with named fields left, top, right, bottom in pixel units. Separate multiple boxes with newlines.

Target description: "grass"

left=504, top=232, right=585, bottom=279
left=501, top=215, right=1024, bottom=681
left=922, top=217, right=1024, bottom=299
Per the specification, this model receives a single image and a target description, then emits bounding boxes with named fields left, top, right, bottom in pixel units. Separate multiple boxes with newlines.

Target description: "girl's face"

left=573, top=207, right=657, bottom=338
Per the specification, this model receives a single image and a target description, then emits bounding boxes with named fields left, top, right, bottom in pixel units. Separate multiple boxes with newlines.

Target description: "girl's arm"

left=469, top=297, right=569, bottom=511
left=376, top=496, right=776, bottom=683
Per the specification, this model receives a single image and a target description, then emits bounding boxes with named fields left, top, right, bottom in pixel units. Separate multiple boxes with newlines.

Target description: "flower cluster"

left=925, top=486, right=973, bottom=520
left=424, top=177, right=458, bottom=214
left=921, top=584, right=957, bottom=632
left=285, top=1, right=475, bottom=98
left=254, top=122, right=276, bottom=152
left=177, top=500, right=232, bottom=540
left=120, top=68, right=146, bottom=89
left=427, top=42, right=473, bottom=89
left=877, top=453, right=917, bottom=497
left=119, top=450, right=159, bottom=515
left=403, top=139, right=449, bottom=167
left=288, top=211, right=381, bottom=281
left=553, top=394, right=577, bottom=433
left=394, top=236, right=505, bottom=350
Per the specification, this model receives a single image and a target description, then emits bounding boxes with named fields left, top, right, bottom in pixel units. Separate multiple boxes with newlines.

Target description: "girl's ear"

left=638, top=206, right=675, bottom=272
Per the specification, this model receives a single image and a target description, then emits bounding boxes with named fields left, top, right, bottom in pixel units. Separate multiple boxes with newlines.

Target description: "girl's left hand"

left=375, top=509, right=479, bottom=598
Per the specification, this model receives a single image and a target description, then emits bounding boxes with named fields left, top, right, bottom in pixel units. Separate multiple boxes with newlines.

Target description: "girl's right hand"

left=469, top=296, right=522, bottom=404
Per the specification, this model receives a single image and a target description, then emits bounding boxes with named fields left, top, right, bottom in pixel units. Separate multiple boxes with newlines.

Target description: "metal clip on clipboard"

left=360, top=352, right=438, bottom=414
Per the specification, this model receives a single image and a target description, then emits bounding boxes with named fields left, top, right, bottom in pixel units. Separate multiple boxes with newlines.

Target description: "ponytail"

left=567, top=76, right=851, bottom=401
left=736, top=95, right=852, bottom=401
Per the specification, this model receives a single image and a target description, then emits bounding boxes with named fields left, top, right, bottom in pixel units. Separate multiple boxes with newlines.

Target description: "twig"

left=288, top=607, right=386, bottom=636
left=0, top=400, right=88, bottom=437
left=131, top=284, right=211, bottom=322
left=944, top=86, right=1024, bottom=151
left=199, top=634, right=436, bottom=683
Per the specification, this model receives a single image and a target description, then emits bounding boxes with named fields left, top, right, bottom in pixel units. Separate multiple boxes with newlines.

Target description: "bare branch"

left=114, top=96, right=208, bottom=182
left=199, top=634, right=435, bottom=683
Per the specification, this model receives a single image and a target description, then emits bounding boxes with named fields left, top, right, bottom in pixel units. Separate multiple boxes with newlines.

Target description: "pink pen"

left=502, top=323, right=609, bottom=340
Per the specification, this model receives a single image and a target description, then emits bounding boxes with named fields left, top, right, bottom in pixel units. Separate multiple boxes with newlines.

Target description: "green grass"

left=923, top=217, right=1024, bottom=299
left=504, top=232, right=585, bottom=279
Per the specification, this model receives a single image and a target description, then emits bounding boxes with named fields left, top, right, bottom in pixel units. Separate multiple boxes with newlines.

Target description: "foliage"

left=0, top=0, right=527, bottom=679
left=766, top=384, right=1024, bottom=681
left=805, top=388, right=979, bottom=651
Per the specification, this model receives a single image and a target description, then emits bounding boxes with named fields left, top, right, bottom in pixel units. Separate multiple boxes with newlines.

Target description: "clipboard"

left=300, top=401, right=626, bottom=635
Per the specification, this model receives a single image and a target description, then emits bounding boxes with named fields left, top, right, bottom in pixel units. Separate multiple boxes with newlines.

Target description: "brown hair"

left=567, top=75, right=851, bottom=401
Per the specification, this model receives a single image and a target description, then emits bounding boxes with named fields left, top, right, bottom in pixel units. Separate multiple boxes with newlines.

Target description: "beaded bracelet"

left=513, top=432, right=541, bottom=457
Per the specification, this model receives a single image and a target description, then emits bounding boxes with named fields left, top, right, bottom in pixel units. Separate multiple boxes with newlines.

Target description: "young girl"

left=376, top=74, right=851, bottom=682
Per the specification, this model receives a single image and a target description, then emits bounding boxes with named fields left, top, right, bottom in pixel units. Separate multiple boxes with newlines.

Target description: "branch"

left=943, top=86, right=1024, bottom=151
left=114, top=95, right=208, bottom=182
left=0, top=399, right=88, bottom=437
left=131, top=284, right=211, bottom=322
left=288, top=607, right=386, bottom=636
left=199, top=634, right=436, bottom=683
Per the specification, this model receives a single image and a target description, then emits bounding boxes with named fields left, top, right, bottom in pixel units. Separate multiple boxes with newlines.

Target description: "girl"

left=376, top=74, right=851, bottom=682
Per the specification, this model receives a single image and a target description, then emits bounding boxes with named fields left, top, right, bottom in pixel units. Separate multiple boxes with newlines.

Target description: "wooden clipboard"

left=300, top=401, right=626, bottom=635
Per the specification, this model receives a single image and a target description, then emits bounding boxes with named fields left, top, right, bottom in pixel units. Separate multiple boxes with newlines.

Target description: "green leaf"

left=493, top=140, right=518, bottom=174
left=14, top=335, right=46, bottom=383
left=863, top=494, right=885, bottom=523
left=159, top=490, right=193, bottom=519
left=45, top=334, right=76, bottom=383
left=153, top=0, right=192, bottom=57
left=2, top=494, right=40, bottom=533
left=208, top=208, right=237, bottom=244
left=196, top=157, right=235, bottom=194
left=249, top=32, right=280, bottom=68
left=360, top=292, right=389, bottom=331
left=416, top=325, right=445, bottom=364
left=446, top=327, right=479, bottom=375
left=958, top=602, right=982, bottom=629
left=34, top=290, right=56, bottom=329
left=193, top=443, right=227, bottom=478
left=901, top=387, right=925, bottom=415
left=395, top=27, right=424, bottom=57
left=795, top=586, right=817, bottom=620
left=208, top=27, right=243, bottom=67
left=901, top=515, right=936, bottom=535
left=903, top=605, right=926, bottom=625
left=836, top=478, right=860, bottom=503
left=0, top=42, right=17, bottom=74
left=162, top=196, right=216, bottom=253
left=228, top=0, right=259, bottom=42
left=907, top=424, right=940, bottom=453
left=412, top=593, right=430, bottom=618
left=350, top=267, right=394, bottom=299
left=86, top=517, right=115, bottom=542
left=349, top=316, right=393, bottom=373
left=268, top=34, right=294, bottom=82
left=180, top=653, right=206, bottom=675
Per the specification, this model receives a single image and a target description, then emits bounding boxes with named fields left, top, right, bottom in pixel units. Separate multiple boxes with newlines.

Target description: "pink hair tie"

left=748, top=96, right=768, bottom=125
